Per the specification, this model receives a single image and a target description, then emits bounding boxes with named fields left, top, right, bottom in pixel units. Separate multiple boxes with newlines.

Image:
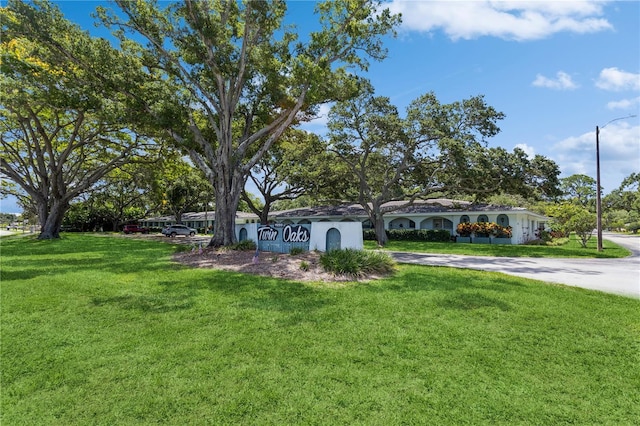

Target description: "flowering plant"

left=494, top=224, right=512, bottom=238
left=457, top=222, right=512, bottom=238
left=456, top=222, right=477, bottom=237
left=474, top=222, right=496, bottom=237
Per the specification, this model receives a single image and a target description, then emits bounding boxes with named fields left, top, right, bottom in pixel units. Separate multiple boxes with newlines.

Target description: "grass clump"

left=320, top=248, right=397, bottom=276
left=299, top=260, right=310, bottom=271
left=228, top=239, right=257, bottom=251
left=289, top=246, right=305, bottom=256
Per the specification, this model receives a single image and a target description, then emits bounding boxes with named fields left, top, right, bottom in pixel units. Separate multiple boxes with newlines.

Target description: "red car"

left=123, top=224, right=149, bottom=234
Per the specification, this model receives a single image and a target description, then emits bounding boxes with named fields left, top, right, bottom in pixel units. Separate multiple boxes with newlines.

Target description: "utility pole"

left=596, top=125, right=602, bottom=252
left=595, top=114, right=636, bottom=252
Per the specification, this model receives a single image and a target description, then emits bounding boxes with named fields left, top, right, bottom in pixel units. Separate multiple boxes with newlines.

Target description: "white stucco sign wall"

left=308, top=222, right=363, bottom=252
left=235, top=222, right=363, bottom=252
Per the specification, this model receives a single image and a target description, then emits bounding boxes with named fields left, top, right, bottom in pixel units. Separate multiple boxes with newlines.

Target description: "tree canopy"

left=1, top=0, right=160, bottom=239
left=327, top=81, right=507, bottom=245
left=96, top=0, right=400, bottom=246
left=242, top=128, right=346, bottom=224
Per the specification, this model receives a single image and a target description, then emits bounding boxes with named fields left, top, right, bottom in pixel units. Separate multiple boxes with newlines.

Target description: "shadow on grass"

left=91, top=292, right=196, bottom=313
left=378, top=266, right=526, bottom=294
left=438, top=292, right=512, bottom=311
left=1, top=235, right=174, bottom=281
left=158, top=271, right=337, bottom=318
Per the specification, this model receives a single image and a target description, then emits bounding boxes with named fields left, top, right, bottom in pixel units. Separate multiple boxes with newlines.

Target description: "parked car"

left=123, top=224, right=149, bottom=234
left=161, top=224, right=197, bottom=237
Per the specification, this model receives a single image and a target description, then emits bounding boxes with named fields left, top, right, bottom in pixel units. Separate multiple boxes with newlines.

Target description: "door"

left=239, top=227, right=248, bottom=241
left=326, top=228, right=341, bottom=251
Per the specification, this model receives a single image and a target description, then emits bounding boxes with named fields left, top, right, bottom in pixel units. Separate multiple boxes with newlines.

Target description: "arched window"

left=497, top=214, right=509, bottom=226
left=460, top=215, right=470, bottom=223
left=478, top=215, right=488, bottom=223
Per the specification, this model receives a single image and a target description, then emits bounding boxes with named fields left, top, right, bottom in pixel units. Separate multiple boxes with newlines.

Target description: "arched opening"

left=420, top=217, right=454, bottom=230
left=460, top=215, right=470, bottom=223
left=478, top=214, right=489, bottom=223
left=326, top=228, right=341, bottom=252
left=389, top=218, right=415, bottom=229
left=497, top=214, right=509, bottom=227
left=239, top=227, right=248, bottom=241
left=297, top=219, right=311, bottom=224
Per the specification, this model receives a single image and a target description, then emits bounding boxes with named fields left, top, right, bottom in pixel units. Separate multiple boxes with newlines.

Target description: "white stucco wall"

left=235, top=223, right=258, bottom=243
left=309, top=222, right=363, bottom=252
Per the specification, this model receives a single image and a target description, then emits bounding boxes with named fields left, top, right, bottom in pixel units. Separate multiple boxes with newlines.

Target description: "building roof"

left=142, top=199, right=546, bottom=223
left=143, top=211, right=258, bottom=222
left=271, top=199, right=532, bottom=219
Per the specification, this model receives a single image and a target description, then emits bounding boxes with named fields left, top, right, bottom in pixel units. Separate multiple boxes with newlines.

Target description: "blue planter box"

left=473, top=237, right=491, bottom=244
left=492, top=237, right=512, bottom=245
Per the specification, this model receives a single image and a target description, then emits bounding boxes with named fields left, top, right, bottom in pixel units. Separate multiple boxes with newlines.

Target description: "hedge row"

left=363, top=229, right=451, bottom=242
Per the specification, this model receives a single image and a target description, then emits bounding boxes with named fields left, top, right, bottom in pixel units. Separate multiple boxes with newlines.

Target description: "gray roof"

left=144, top=210, right=258, bottom=222
left=272, top=199, right=527, bottom=218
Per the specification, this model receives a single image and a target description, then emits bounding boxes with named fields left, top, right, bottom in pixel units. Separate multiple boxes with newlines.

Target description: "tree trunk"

left=373, top=214, right=388, bottom=247
left=37, top=200, right=68, bottom=240
left=259, top=200, right=271, bottom=225
left=208, top=171, right=244, bottom=247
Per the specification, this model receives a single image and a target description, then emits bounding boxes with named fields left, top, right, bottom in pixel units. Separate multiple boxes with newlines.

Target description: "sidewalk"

left=390, top=233, right=640, bottom=299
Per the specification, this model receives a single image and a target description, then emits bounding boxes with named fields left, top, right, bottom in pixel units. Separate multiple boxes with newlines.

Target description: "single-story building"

left=268, top=199, right=548, bottom=245
left=140, top=211, right=259, bottom=232
left=140, top=199, right=548, bottom=245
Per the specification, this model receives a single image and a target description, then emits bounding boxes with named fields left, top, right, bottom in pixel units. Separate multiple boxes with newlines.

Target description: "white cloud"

left=596, top=68, right=640, bottom=91
left=532, top=71, right=578, bottom=90
left=553, top=122, right=640, bottom=191
left=514, top=143, right=535, bottom=157
left=386, top=0, right=612, bottom=41
left=607, top=96, right=640, bottom=110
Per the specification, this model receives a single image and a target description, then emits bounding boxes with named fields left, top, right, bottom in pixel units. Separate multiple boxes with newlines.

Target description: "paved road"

left=390, top=232, right=640, bottom=299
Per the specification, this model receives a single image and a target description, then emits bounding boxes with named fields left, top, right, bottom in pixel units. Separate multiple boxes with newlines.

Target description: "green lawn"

left=364, top=234, right=631, bottom=258
left=2, top=234, right=639, bottom=424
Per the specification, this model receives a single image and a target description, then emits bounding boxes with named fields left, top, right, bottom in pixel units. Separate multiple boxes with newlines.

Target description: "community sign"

left=256, top=223, right=311, bottom=253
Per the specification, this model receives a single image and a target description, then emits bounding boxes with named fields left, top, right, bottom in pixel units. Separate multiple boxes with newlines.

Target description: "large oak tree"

left=98, top=0, right=400, bottom=246
left=0, top=1, right=159, bottom=239
left=241, top=128, right=352, bottom=224
left=327, top=81, right=505, bottom=246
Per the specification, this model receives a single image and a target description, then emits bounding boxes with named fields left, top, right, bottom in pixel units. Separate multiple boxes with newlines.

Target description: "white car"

left=161, top=224, right=197, bottom=237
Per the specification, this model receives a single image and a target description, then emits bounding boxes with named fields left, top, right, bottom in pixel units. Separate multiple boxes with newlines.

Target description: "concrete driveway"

left=390, top=232, right=640, bottom=299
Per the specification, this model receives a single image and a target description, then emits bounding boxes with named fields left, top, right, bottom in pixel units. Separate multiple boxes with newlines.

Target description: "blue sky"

left=2, top=1, right=639, bottom=214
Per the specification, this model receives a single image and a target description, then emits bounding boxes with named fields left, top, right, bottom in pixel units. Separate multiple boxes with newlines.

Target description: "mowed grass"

left=364, top=234, right=631, bottom=258
left=2, top=235, right=639, bottom=425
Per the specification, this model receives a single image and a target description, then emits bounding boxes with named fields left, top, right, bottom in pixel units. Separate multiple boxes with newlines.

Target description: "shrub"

left=299, top=261, right=310, bottom=271
left=229, top=240, right=257, bottom=251
left=387, top=229, right=451, bottom=242
left=363, top=229, right=450, bottom=242
left=289, top=247, right=306, bottom=256
left=363, top=229, right=378, bottom=241
left=320, top=249, right=397, bottom=277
